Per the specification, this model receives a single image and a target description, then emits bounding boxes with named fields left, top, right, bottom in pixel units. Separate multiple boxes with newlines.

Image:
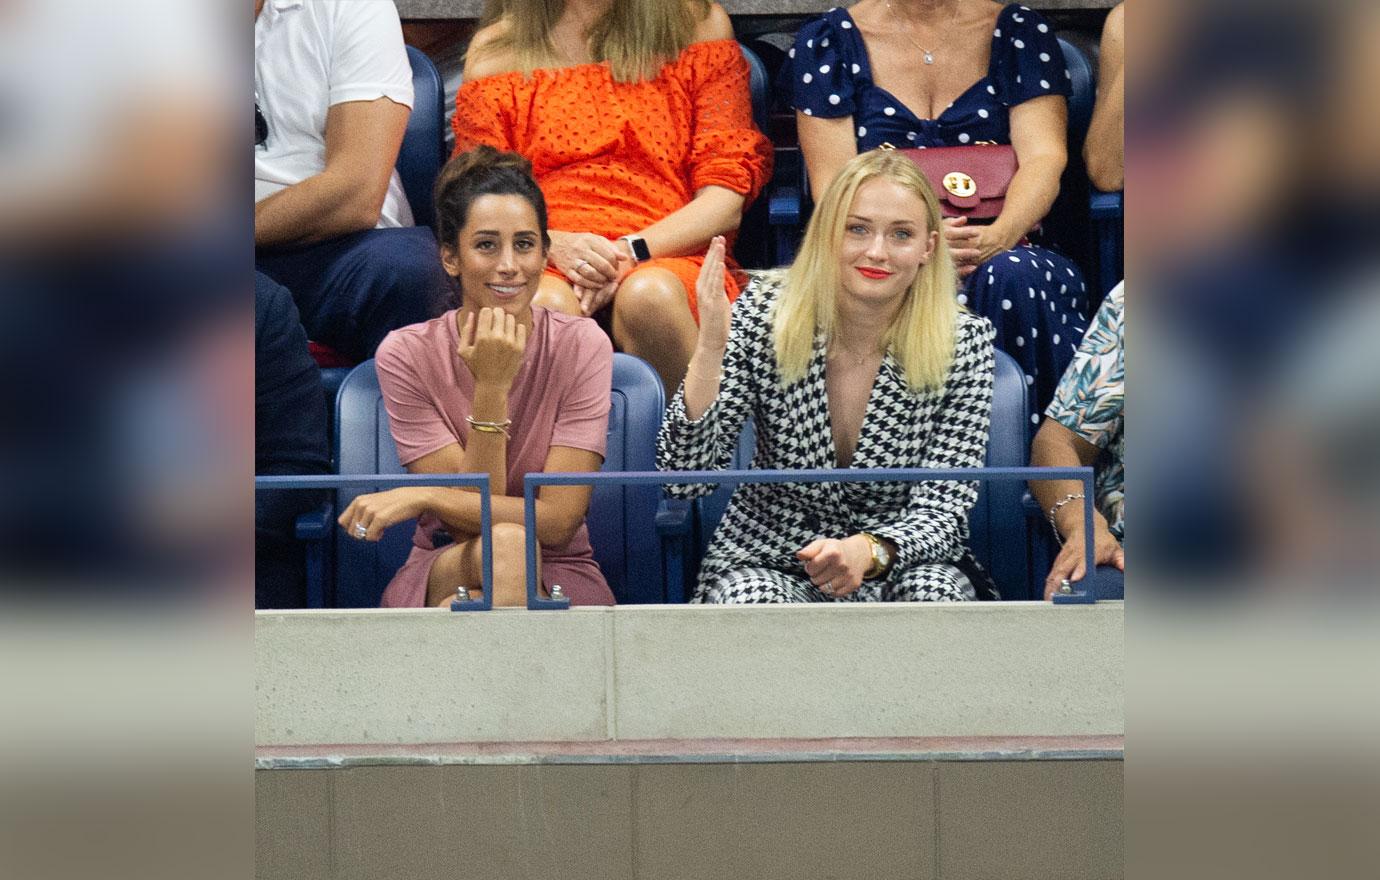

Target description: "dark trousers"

left=255, top=272, right=330, bottom=608
left=256, top=226, right=453, bottom=363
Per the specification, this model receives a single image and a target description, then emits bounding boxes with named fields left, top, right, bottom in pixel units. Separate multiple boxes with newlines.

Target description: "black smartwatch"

left=620, top=234, right=651, bottom=264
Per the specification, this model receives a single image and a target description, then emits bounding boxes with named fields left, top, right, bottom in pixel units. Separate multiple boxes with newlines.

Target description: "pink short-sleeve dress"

left=373, top=307, right=615, bottom=606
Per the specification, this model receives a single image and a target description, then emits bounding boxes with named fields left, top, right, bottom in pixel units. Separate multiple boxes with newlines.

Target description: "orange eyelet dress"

left=453, top=39, right=774, bottom=320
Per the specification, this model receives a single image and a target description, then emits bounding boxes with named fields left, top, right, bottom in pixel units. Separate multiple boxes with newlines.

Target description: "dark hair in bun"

left=433, top=145, right=549, bottom=251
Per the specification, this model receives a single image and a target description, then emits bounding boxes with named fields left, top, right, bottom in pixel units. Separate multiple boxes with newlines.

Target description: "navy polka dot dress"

left=787, top=3, right=1090, bottom=416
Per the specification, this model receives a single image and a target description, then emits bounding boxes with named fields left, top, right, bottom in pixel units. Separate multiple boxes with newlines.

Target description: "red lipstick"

left=856, top=267, right=893, bottom=280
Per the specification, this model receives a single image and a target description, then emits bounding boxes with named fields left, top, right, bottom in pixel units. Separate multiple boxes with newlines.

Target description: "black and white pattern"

left=656, top=275, right=997, bottom=603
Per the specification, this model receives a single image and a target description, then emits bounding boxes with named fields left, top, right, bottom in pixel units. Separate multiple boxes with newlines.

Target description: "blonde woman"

left=455, top=0, right=773, bottom=393
left=656, top=149, right=997, bottom=603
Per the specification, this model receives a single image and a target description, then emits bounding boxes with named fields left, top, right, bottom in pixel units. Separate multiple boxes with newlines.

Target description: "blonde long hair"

left=773, top=149, right=960, bottom=393
left=473, top=0, right=711, bottom=83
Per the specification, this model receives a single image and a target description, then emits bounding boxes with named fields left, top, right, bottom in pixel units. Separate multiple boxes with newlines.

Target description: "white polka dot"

left=988, top=274, right=995, bottom=285
left=906, top=131, right=917, bottom=141
left=804, top=108, right=813, bottom=116
left=1031, top=414, right=1040, bottom=425
left=1049, top=302, right=1056, bottom=312
left=1080, top=282, right=1086, bottom=291
left=884, top=107, right=896, bottom=116
left=789, top=48, right=795, bottom=59
left=978, top=109, right=989, bottom=119
left=819, top=64, right=831, bottom=74
left=1060, top=284, right=1067, bottom=294
left=956, top=294, right=968, bottom=305
left=1038, top=23, right=1049, bottom=33
left=1040, top=290, right=1047, bottom=300
left=1014, top=39, right=1025, bottom=49
left=995, top=28, right=1002, bottom=38
left=858, top=126, right=867, bottom=137
left=820, top=38, right=829, bottom=48
left=1066, top=268, right=1076, bottom=277
left=803, top=73, right=813, bottom=83
left=1040, top=79, right=1050, bottom=89
left=1045, top=271, right=1052, bottom=281
left=1015, top=336, right=1024, bottom=347
left=958, top=132, right=970, bottom=143
left=1001, top=299, right=1012, bottom=310
left=1025, top=374, right=1034, bottom=386
left=807, top=39, right=814, bottom=48
left=1053, top=334, right=1060, bottom=345
left=1016, top=75, right=1022, bottom=84
left=1065, top=70, right=1072, bottom=80
left=987, top=84, right=997, bottom=95
left=1008, top=255, right=1021, bottom=263
left=1040, top=52, right=1051, bottom=62
left=1028, top=287, right=1036, bottom=297
left=1061, top=314, right=1068, bottom=324
left=841, top=19, right=853, bottom=29
left=852, top=63, right=861, bottom=74
left=1030, top=327, right=1038, bottom=338
left=829, top=94, right=841, bottom=105
left=1013, top=14, right=1025, bottom=23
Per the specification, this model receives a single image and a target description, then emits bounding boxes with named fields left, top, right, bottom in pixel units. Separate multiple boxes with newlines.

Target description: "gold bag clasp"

left=943, top=171, right=977, bottom=198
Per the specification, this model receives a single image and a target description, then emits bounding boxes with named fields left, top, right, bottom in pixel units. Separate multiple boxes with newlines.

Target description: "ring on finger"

left=574, top=259, right=590, bottom=272
left=353, top=523, right=368, bottom=539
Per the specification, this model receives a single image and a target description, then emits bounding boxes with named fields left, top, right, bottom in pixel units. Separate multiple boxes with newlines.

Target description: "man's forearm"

left=254, top=171, right=380, bottom=248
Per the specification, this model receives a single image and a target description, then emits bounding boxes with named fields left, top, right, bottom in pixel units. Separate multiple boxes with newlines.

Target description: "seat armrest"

left=769, top=185, right=802, bottom=227
left=657, top=497, right=693, bottom=603
left=296, top=501, right=334, bottom=608
left=1089, top=190, right=1123, bottom=220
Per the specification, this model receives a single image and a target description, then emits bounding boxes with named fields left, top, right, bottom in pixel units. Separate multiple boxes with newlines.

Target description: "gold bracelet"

left=466, top=415, right=511, bottom=439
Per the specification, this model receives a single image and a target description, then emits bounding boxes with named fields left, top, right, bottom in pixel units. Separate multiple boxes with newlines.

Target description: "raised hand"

left=695, top=235, right=732, bottom=356
left=456, top=307, right=528, bottom=390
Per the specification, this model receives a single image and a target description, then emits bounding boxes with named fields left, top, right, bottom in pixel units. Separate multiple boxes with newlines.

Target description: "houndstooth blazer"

left=656, top=274, right=996, bottom=592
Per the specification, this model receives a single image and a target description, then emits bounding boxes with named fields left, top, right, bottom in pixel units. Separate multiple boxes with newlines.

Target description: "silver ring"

left=574, top=259, right=589, bottom=272
left=353, top=523, right=368, bottom=539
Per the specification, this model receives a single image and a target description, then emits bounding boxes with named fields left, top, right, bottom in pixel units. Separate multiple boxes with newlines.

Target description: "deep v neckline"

left=817, top=339, right=901, bottom=470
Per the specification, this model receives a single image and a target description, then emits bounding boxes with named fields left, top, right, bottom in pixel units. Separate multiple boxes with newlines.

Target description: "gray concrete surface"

left=256, top=602, right=1122, bottom=746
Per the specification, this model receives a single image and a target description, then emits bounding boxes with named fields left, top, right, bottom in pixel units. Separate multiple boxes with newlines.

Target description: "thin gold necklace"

left=885, top=0, right=962, bottom=66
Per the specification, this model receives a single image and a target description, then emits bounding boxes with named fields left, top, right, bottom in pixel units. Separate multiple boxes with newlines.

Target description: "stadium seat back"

left=398, top=45, right=445, bottom=229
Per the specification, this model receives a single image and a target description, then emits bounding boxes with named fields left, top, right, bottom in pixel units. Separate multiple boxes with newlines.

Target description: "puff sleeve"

left=785, top=14, right=858, bottom=118
left=990, top=5, right=1073, bottom=108
left=679, top=41, right=774, bottom=203
left=451, top=77, right=519, bottom=156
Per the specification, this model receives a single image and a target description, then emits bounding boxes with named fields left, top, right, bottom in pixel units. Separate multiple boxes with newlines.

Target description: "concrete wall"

left=257, top=758, right=1123, bottom=879
left=257, top=603, right=1123, bottom=746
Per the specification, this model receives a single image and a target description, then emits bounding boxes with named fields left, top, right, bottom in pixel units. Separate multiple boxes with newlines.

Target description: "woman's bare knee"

left=534, top=276, right=581, bottom=315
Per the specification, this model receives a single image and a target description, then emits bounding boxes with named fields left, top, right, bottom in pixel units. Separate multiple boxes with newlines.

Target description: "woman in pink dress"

left=337, top=146, right=615, bottom=607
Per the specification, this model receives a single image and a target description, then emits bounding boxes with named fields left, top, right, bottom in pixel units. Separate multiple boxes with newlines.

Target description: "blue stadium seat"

left=681, top=349, right=1034, bottom=600
left=740, top=41, right=769, bottom=136
left=398, top=45, right=445, bottom=229
left=303, top=352, right=680, bottom=607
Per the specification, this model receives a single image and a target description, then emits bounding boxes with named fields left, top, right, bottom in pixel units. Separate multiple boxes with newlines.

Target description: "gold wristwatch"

left=861, top=532, right=892, bottom=580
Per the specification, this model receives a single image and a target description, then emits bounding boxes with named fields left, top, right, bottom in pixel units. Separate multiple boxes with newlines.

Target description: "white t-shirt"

left=254, top=0, right=415, bottom=228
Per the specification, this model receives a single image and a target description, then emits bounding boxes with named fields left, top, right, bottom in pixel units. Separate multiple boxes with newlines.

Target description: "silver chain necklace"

left=885, top=0, right=962, bottom=65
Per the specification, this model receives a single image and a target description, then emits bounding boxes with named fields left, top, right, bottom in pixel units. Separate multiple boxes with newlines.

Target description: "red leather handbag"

left=892, top=143, right=1017, bottom=222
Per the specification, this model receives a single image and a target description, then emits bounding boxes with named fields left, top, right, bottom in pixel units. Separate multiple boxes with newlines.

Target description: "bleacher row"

left=286, top=36, right=1123, bottom=608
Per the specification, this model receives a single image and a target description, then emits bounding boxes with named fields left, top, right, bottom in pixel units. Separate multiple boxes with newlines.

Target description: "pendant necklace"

left=885, top=0, right=962, bottom=65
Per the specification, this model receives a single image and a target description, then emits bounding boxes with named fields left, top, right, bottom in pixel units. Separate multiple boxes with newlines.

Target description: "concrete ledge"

left=257, top=734, right=1123, bottom=769
left=257, top=603, right=1122, bottom=747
